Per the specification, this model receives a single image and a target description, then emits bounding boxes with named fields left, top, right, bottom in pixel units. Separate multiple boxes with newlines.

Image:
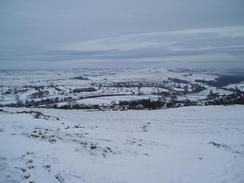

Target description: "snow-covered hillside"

left=0, top=106, right=244, bottom=183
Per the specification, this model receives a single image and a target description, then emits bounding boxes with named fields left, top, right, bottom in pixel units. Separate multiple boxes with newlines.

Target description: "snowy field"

left=0, top=105, right=244, bottom=183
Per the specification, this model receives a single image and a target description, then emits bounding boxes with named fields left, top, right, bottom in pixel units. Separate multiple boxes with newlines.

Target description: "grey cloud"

left=41, top=26, right=244, bottom=61
left=0, top=0, right=244, bottom=69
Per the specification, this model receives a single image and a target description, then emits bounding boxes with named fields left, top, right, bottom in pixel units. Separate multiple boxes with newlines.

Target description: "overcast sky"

left=0, top=0, right=244, bottom=69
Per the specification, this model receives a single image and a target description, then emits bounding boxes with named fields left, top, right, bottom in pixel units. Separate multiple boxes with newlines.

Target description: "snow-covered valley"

left=0, top=68, right=244, bottom=110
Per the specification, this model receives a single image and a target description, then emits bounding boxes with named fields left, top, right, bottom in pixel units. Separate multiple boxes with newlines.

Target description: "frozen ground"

left=0, top=105, right=244, bottom=183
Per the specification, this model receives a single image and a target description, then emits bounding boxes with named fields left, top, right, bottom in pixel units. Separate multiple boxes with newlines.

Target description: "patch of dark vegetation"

left=29, top=91, right=49, bottom=99
left=20, top=97, right=62, bottom=108
left=196, top=75, right=244, bottom=88
left=14, top=167, right=26, bottom=173
left=2, top=89, right=13, bottom=95
left=112, top=98, right=197, bottom=110
left=53, top=97, right=199, bottom=111
left=2, top=88, right=29, bottom=95
left=17, top=111, right=59, bottom=120
left=92, top=81, right=169, bottom=88
left=55, top=173, right=65, bottom=183
left=209, top=141, right=230, bottom=149
left=118, top=99, right=164, bottom=110
left=71, top=76, right=89, bottom=80
left=167, top=68, right=196, bottom=73
left=90, top=144, right=97, bottom=150
left=43, top=164, right=51, bottom=172
left=168, top=78, right=189, bottom=84
left=72, top=87, right=97, bottom=93
left=205, top=90, right=244, bottom=105
left=190, top=84, right=206, bottom=93
left=26, top=125, right=117, bottom=157
left=77, top=141, right=116, bottom=157
left=23, top=174, right=31, bottom=179
left=23, top=85, right=45, bottom=90
left=24, top=128, right=59, bottom=144
left=142, top=122, right=151, bottom=132
left=58, top=104, right=99, bottom=110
